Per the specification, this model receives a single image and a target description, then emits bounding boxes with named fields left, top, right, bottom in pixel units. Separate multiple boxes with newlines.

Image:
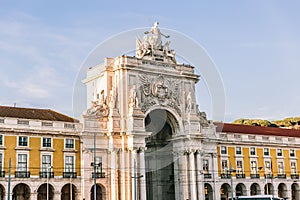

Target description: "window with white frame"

left=65, top=156, right=74, bottom=172
left=18, top=136, right=28, bottom=146
left=291, top=161, right=297, bottom=174
left=65, top=139, right=74, bottom=149
left=17, top=154, right=28, bottom=172
left=0, top=135, right=3, bottom=146
left=265, top=161, right=272, bottom=175
left=290, top=149, right=295, bottom=157
left=221, top=160, right=228, bottom=173
left=278, top=162, right=284, bottom=174
left=250, top=161, right=257, bottom=174
left=220, top=146, right=227, bottom=155
left=41, top=155, right=51, bottom=172
left=0, top=153, right=2, bottom=171
left=203, top=159, right=209, bottom=174
left=236, top=160, right=243, bottom=174
left=236, top=147, right=242, bottom=155
left=42, top=138, right=52, bottom=148
left=250, top=147, right=256, bottom=156
left=277, top=149, right=283, bottom=157
left=95, top=156, right=102, bottom=173
left=264, top=148, right=269, bottom=156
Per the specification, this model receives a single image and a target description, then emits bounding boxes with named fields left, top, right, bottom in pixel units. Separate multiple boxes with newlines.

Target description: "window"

left=17, top=120, right=29, bottom=125
left=203, top=159, right=209, bottom=173
left=42, top=122, right=53, bottom=127
left=65, top=156, right=74, bottom=172
left=65, top=139, right=74, bottom=149
left=250, top=147, right=256, bottom=156
left=290, top=149, right=295, bottom=157
left=278, top=162, right=284, bottom=174
left=95, top=157, right=102, bottom=173
left=42, top=138, right=51, bottom=148
left=221, top=160, right=228, bottom=173
left=291, top=162, right=297, bottom=174
left=41, top=155, right=51, bottom=172
left=277, top=149, right=283, bottom=157
left=250, top=161, right=257, bottom=174
left=236, top=147, right=242, bottom=155
left=236, top=160, right=243, bottom=174
left=17, top=154, right=28, bottom=171
left=18, top=136, right=28, bottom=146
left=64, top=123, right=75, bottom=129
left=0, top=153, right=2, bottom=170
left=264, top=148, right=269, bottom=156
left=220, top=146, right=227, bottom=154
left=265, top=161, right=272, bottom=175
left=0, top=135, right=3, bottom=146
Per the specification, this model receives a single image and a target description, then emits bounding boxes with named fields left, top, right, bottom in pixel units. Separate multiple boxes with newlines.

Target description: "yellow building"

left=211, top=123, right=300, bottom=200
left=0, top=106, right=81, bottom=200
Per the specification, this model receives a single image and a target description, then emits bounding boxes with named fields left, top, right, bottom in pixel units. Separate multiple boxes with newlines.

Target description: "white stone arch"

left=235, top=183, right=247, bottom=196
left=144, top=105, right=184, bottom=135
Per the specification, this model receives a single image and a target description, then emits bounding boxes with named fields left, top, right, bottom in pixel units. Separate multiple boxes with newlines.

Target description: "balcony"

left=15, top=171, right=30, bottom=178
left=0, top=171, right=4, bottom=177
left=277, top=174, right=286, bottom=179
left=63, top=172, right=77, bottom=178
left=40, top=172, right=54, bottom=178
left=264, top=174, right=273, bottom=179
left=236, top=173, right=245, bottom=179
left=291, top=174, right=299, bottom=179
left=204, top=173, right=212, bottom=179
left=250, top=174, right=260, bottom=179
left=92, top=172, right=105, bottom=178
left=221, top=173, right=231, bottom=179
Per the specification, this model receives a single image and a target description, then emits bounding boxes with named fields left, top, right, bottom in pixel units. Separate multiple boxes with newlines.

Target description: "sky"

left=0, top=0, right=300, bottom=122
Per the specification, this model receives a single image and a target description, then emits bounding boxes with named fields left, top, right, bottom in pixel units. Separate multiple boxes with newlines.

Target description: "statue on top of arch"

left=136, top=21, right=176, bottom=64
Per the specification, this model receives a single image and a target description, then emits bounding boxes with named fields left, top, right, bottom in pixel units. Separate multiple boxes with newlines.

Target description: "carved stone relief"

left=139, top=74, right=181, bottom=115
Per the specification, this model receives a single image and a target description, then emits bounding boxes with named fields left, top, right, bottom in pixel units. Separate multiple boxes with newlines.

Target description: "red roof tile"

left=215, top=122, right=300, bottom=138
left=0, top=106, right=78, bottom=123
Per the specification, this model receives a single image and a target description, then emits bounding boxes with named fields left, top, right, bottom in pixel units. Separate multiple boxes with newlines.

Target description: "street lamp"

left=132, top=159, right=143, bottom=200
left=47, top=165, right=53, bottom=200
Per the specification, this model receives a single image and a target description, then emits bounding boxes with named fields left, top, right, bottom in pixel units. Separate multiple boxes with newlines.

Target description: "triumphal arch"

left=81, top=22, right=218, bottom=200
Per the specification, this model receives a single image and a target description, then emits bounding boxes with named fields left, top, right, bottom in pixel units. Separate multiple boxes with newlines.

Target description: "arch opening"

left=145, top=109, right=177, bottom=200
left=12, top=183, right=30, bottom=200
left=37, top=183, right=54, bottom=200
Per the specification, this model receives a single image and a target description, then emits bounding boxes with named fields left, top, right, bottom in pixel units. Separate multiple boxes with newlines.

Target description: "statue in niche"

left=186, top=91, right=192, bottom=113
left=129, top=85, right=139, bottom=108
left=109, top=87, right=117, bottom=109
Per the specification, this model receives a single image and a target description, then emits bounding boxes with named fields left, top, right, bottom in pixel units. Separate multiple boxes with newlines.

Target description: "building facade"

left=0, top=106, right=81, bottom=200
left=213, top=123, right=300, bottom=200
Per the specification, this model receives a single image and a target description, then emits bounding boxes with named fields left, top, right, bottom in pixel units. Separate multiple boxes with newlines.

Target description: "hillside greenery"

left=232, top=117, right=300, bottom=129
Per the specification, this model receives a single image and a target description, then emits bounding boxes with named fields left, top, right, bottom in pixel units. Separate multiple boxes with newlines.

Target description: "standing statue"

left=129, top=85, right=139, bottom=108
left=144, top=21, right=169, bottom=50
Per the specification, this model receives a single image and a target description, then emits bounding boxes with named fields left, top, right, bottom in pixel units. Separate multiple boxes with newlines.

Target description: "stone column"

left=139, top=147, right=146, bottom=200
left=188, top=149, right=197, bottom=200
left=126, top=149, right=131, bottom=200
left=120, top=148, right=126, bottom=200
left=196, top=150, right=204, bottom=200
left=111, top=149, right=116, bottom=200
left=177, top=150, right=189, bottom=199
left=131, top=149, right=137, bottom=200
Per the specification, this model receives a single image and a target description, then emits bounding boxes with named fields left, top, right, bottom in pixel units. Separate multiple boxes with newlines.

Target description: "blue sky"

left=0, top=1, right=299, bottom=122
